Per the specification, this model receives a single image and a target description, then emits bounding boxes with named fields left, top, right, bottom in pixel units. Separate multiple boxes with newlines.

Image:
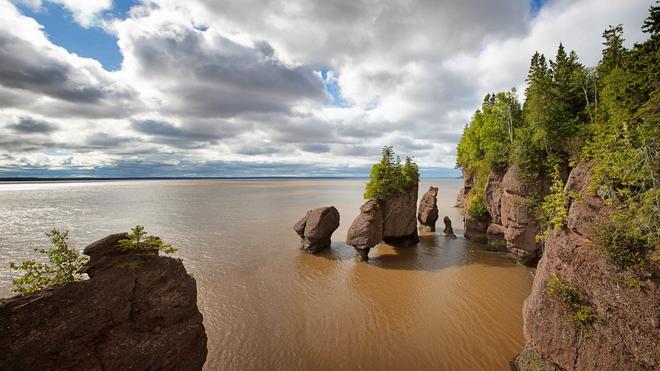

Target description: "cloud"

left=13, top=0, right=113, bottom=27
left=0, top=1, right=139, bottom=118
left=0, top=0, right=655, bottom=176
left=7, top=116, right=57, bottom=133
left=114, top=9, right=326, bottom=118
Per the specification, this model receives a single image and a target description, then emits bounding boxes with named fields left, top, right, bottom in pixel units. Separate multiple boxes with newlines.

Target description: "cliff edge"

left=0, top=233, right=208, bottom=370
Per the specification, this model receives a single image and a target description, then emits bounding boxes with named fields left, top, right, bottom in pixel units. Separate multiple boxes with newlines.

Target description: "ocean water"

left=0, top=179, right=533, bottom=370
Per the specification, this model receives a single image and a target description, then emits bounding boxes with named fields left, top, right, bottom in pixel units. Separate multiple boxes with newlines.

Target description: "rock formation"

left=515, top=162, right=659, bottom=370
left=460, top=165, right=545, bottom=264
left=442, top=216, right=456, bottom=238
left=500, top=164, right=545, bottom=264
left=461, top=170, right=490, bottom=244
left=417, top=186, right=439, bottom=232
left=0, top=233, right=208, bottom=370
left=294, top=206, right=340, bottom=253
left=381, top=182, right=419, bottom=246
left=463, top=213, right=490, bottom=244
left=484, top=171, right=506, bottom=251
left=454, top=188, right=465, bottom=208
left=346, top=200, right=383, bottom=261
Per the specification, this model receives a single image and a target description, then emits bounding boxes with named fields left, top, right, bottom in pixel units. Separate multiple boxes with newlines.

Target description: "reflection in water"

left=0, top=179, right=532, bottom=370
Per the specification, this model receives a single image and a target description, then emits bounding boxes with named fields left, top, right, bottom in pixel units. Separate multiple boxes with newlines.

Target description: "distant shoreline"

left=0, top=176, right=463, bottom=182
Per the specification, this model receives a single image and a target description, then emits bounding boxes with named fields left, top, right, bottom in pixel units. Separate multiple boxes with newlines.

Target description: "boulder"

left=346, top=200, right=383, bottom=261
left=486, top=223, right=506, bottom=251
left=516, top=161, right=659, bottom=370
left=501, top=164, right=546, bottom=265
left=463, top=213, right=490, bottom=244
left=294, top=206, right=340, bottom=253
left=418, top=186, right=439, bottom=231
left=0, top=233, right=208, bottom=370
left=443, top=216, right=456, bottom=237
left=381, top=182, right=419, bottom=247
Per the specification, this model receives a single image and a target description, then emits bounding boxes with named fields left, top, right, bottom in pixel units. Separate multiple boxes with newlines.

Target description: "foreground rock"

left=442, top=216, right=456, bottom=238
left=381, top=182, right=419, bottom=246
left=0, top=233, right=208, bottom=370
left=515, top=162, right=659, bottom=370
left=294, top=206, right=340, bottom=253
left=417, top=186, right=439, bottom=232
left=346, top=200, right=383, bottom=261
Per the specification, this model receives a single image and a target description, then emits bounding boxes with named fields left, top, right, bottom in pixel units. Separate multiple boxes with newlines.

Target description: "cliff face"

left=0, top=233, right=208, bottom=370
left=462, top=165, right=544, bottom=264
left=516, top=162, right=659, bottom=370
left=381, top=181, right=419, bottom=246
left=500, top=164, right=545, bottom=264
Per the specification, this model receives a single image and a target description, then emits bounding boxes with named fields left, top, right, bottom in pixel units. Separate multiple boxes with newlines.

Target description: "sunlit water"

left=0, top=179, right=533, bottom=370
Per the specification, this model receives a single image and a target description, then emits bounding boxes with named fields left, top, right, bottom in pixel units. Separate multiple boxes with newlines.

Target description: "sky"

left=0, top=0, right=653, bottom=178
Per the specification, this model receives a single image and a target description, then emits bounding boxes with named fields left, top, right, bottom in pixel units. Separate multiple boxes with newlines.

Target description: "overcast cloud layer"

left=0, top=0, right=653, bottom=177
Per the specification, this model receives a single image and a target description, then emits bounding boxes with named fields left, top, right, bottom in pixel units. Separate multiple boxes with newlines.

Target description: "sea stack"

left=381, top=182, right=419, bottom=247
left=443, top=216, right=456, bottom=237
left=417, top=186, right=439, bottom=232
left=346, top=200, right=383, bottom=261
left=293, top=206, right=340, bottom=253
left=0, top=233, right=208, bottom=370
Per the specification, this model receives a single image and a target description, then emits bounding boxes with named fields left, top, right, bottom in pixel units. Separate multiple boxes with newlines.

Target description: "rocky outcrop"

left=381, top=182, right=419, bottom=246
left=418, top=186, right=439, bottom=232
left=486, top=222, right=506, bottom=251
left=515, top=162, right=659, bottom=370
left=443, top=216, right=456, bottom=238
left=484, top=171, right=504, bottom=224
left=294, top=206, right=340, bottom=253
left=0, top=233, right=208, bottom=370
left=346, top=200, right=383, bottom=261
left=501, top=164, right=546, bottom=265
left=464, top=213, right=490, bottom=244
left=454, top=188, right=465, bottom=208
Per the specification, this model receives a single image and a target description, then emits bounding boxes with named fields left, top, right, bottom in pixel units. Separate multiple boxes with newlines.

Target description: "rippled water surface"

left=0, top=179, right=532, bottom=370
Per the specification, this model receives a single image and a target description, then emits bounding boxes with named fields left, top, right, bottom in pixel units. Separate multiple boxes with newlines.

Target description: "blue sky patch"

left=15, top=0, right=141, bottom=71
left=320, top=68, right=350, bottom=108
left=530, top=0, right=547, bottom=16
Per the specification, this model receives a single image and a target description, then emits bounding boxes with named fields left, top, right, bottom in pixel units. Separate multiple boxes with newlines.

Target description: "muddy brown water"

left=0, top=179, right=533, bottom=370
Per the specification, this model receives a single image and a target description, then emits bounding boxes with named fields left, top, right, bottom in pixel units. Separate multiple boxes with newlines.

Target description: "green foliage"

left=456, top=89, right=522, bottom=173
left=9, top=229, right=88, bottom=294
left=535, top=165, right=579, bottom=241
left=467, top=193, right=489, bottom=220
left=547, top=274, right=597, bottom=326
left=593, top=220, right=648, bottom=269
left=118, top=225, right=177, bottom=254
left=364, top=146, right=419, bottom=200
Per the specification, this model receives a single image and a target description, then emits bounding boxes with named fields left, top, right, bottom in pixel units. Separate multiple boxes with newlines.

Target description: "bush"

left=467, top=193, right=489, bottom=220
left=535, top=164, right=578, bottom=241
left=593, top=220, right=647, bottom=269
left=547, top=274, right=597, bottom=326
left=364, top=146, right=419, bottom=200
left=119, top=225, right=177, bottom=254
left=9, top=229, right=88, bottom=294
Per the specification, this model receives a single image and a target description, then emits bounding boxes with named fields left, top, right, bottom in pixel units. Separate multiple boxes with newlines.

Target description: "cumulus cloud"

left=0, top=0, right=655, bottom=176
left=0, top=1, right=139, bottom=118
